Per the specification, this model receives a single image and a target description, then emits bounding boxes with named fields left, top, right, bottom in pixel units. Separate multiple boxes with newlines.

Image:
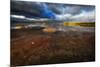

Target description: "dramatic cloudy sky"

left=11, top=0, right=95, bottom=22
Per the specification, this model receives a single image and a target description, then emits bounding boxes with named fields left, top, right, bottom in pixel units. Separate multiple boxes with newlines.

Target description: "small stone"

left=32, top=42, right=35, bottom=44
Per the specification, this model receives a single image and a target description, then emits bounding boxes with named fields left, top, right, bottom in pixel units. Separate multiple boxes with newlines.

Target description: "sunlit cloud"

left=71, top=10, right=95, bottom=22
left=54, top=9, right=95, bottom=22
left=11, top=15, right=26, bottom=19
left=11, top=14, right=50, bottom=21
left=55, top=14, right=72, bottom=20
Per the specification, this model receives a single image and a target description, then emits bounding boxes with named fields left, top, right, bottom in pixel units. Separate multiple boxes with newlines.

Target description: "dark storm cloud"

left=11, top=1, right=43, bottom=18
left=11, top=1, right=95, bottom=22
left=11, top=1, right=57, bottom=19
left=11, top=1, right=81, bottom=18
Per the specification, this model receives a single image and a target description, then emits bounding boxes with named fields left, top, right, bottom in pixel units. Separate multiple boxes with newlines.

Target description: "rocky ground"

left=11, top=27, right=95, bottom=66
